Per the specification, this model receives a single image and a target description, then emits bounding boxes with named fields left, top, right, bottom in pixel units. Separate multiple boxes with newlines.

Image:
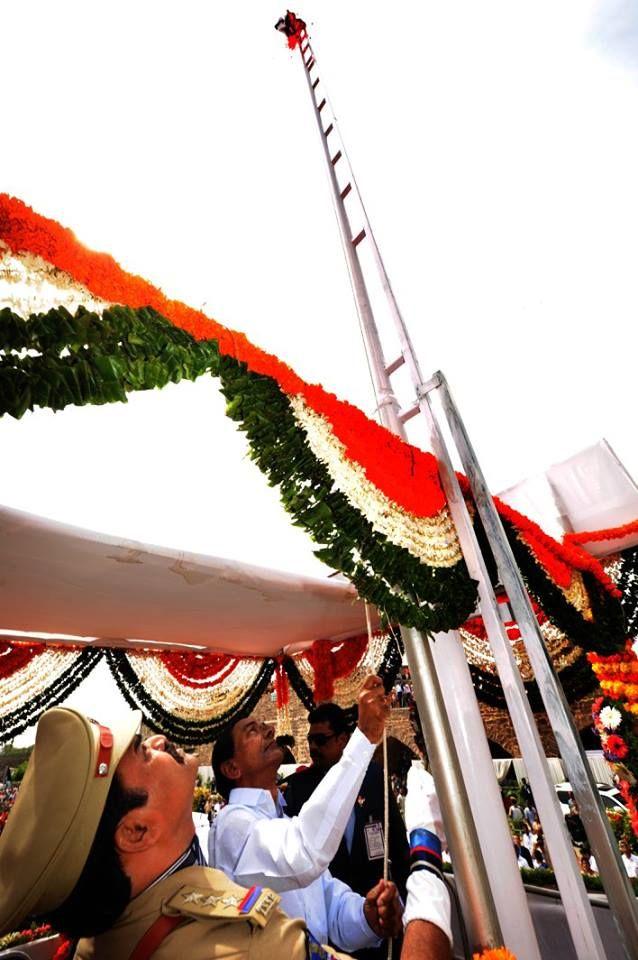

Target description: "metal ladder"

left=285, top=21, right=638, bottom=960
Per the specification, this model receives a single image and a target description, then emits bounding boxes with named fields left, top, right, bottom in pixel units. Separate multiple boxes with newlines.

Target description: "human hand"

left=363, top=879, right=403, bottom=939
left=357, top=675, right=389, bottom=745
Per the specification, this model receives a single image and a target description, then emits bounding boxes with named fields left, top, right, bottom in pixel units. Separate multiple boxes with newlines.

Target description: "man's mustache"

left=165, top=740, right=185, bottom=764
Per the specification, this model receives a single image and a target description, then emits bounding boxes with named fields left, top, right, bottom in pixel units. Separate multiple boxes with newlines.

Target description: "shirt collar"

left=228, top=787, right=287, bottom=816
left=145, top=834, right=206, bottom=892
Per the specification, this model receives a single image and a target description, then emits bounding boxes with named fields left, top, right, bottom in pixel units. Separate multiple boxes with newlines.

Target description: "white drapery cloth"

left=510, top=753, right=613, bottom=787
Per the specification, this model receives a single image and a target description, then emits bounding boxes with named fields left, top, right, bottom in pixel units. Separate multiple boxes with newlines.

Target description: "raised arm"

left=211, top=676, right=388, bottom=891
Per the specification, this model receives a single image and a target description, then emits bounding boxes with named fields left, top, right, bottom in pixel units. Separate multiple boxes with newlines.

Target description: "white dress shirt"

left=209, top=727, right=379, bottom=951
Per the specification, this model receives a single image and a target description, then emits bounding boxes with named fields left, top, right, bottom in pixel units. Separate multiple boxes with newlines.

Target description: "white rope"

left=364, top=602, right=392, bottom=959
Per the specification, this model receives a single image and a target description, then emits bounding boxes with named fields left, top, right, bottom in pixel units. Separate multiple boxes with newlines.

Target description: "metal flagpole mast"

left=276, top=12, right=638, bottom=960
left=276, top=15, right=510, bottom=957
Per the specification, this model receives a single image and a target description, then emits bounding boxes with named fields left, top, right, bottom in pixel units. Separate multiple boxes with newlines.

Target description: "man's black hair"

left=211, top=725, right=237, bottom=801
left=43, top=774, right=147, bottom=938
left=307, top=702, right=353, bottom=736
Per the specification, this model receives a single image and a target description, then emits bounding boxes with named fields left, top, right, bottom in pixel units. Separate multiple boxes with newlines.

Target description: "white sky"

left=3, top=1, right=638, bottom=739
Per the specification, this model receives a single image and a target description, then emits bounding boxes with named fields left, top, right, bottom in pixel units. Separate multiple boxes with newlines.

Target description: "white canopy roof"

left=500, top=439, right=638, bottom=556
left=0, top=505, right=378, bottom=656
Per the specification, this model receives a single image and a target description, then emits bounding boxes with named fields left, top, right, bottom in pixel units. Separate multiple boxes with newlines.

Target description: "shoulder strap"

left=128, top=914, right=185, bottom=960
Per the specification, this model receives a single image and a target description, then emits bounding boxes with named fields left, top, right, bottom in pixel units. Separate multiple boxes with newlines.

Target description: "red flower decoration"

left=604, top=734, right=629, bottom=761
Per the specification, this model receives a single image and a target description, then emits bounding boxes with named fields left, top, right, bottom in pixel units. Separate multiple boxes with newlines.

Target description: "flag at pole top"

left=275, top=10, right=307, bottom=48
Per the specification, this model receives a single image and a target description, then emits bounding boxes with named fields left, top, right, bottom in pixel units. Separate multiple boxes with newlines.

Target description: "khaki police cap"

left=0, top=706, right=141, bottom=934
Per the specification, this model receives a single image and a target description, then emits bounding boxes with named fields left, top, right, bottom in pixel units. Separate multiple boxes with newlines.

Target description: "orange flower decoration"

left=473, top=949, right=517, bottom=960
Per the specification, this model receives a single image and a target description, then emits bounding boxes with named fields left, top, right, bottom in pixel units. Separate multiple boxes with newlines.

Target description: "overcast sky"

left=3, top=0, right=638, bottom=569
left=3, top=2, right=638, bottom=735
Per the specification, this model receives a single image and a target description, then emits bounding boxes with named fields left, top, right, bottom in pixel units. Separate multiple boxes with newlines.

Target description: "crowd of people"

left=504, top=778, right=638, bottom=880
left=391, top=677, right=413, bottom=708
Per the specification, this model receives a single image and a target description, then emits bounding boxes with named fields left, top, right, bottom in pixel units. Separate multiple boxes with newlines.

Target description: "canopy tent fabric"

left=0, top=504, right=379, bottom=657
left=500, top=440, right=638, bottom=557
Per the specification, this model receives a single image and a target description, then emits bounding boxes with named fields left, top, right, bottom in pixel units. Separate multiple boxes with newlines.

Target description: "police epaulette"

left=167, top=884, right=280, bottom=928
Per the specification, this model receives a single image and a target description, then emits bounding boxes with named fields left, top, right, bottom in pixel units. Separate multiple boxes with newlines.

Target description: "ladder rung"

left=399, top=404, right=419, bottom=424
left=352, top=228, right=366, bottom=247
left=312, top=77, right=320, bottom=89
left=331, top=150, right=342, bottom=166
left=340, top=183, right=352, bottom=200
left=317, top=98, right=326, bottom=112
left=306, top=57, right=315, bottom=72
left=301, top=43, right=309, bottom=56
left=385, top=355, right=405, bottom=376
left=324, top=123, right=334, bottom=137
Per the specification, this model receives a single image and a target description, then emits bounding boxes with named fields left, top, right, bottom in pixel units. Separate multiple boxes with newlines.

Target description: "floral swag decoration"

left=0, top=630, right=401, bottom=745
left=1, top=196, right=637, bottom=828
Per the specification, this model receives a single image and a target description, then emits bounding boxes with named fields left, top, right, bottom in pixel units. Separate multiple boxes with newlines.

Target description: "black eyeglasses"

left=307, top=732, right=337, bottom=747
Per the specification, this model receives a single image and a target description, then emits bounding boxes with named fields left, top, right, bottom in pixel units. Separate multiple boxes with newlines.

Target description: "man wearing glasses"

left=285, top=703, right=410, bottom=959
left=209, top=677, right=401, bottom=956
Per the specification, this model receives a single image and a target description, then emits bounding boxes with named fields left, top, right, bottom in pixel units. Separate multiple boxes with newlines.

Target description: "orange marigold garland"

left=589, top=642, right=638, bottom=838
left=2, top=194, right=627, bottom=643
left=493, top=497, right=620, bottom=599
left=473, top=950, right=517, bottom=960
left=0, top=194, right=447, bottom=521
left=565, top=519, right=638, bottom=547
left=2, top=193, right=634, bottom=741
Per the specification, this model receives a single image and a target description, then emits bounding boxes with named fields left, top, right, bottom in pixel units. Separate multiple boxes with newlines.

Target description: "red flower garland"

left=52, top=936, right=75, bottom=960
left=605, top=734, right=629, bottom=761
left=0, top=640, right=43, bottom=678
left=618, top=779, right=638, bottom=838
left=462, top=595, right=547, bottom=641
left=306, top=634, right=368, bottom=702
left=564, top=519, right=638, bottom=546
left=158, top=651, right=239, bottom=688
left=274, top=659, right=290, bottom=710
left=493, top=496, right=621, bottom=598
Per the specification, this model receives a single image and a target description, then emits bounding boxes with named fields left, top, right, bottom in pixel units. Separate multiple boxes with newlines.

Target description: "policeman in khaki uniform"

left=0, top=707, right=353, bottom=960
left=74, top=867, right=352, bottom=959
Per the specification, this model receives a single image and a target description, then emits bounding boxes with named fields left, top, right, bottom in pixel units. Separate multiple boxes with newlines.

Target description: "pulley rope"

left=364, top=601, right=393, bottom=960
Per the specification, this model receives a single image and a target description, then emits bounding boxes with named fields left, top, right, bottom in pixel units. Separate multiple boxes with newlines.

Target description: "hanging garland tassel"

left=306, top=634, right=368, bottom=702
left=290, top=630, right=403, bottom=723
left=274, top=659, right=292, bottom=737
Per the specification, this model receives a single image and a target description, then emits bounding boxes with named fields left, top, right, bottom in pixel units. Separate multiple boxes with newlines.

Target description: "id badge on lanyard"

left=364, top=820, right=385, bottom=860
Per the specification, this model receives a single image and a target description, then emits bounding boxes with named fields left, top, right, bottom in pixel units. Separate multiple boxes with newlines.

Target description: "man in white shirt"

left=620, top=839, right=638, bottom=878
left=209, top=677, right=400, bottom=954
left=208, top=676, right=453, bottom=959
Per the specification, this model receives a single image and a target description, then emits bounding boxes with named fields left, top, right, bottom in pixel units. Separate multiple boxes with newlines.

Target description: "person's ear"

left=337, top=732, right=349, bottom=751
left=115, top=809, right=162, bottom=854
left=220, top=758, right=242, bottom=783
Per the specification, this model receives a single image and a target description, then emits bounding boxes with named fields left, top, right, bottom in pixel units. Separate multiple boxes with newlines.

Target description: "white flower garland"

left=124, top=653, right=267, bottom=721
left=0, top=245, right=111, bottom=319
left=0, top=648, right=81, bottom=716
left=289, top=395, right=462, bottom=568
